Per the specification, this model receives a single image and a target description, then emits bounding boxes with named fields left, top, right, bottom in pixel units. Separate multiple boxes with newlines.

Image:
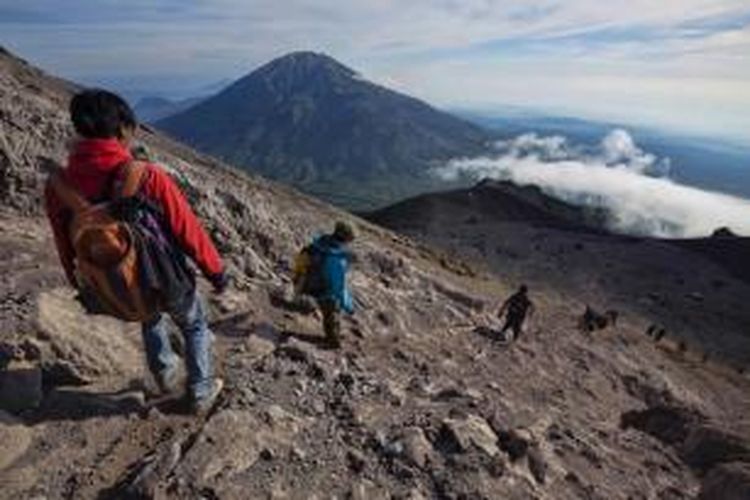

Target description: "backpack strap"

left=115, top=161, right=147, bottom=199
left=48, top=172, right=91, bottom=214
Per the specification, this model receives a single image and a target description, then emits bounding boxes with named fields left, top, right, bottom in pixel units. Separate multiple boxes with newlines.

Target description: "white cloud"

left=433, top=130, right=750, bottom=238
left=600, top=129, right=669, bottom=174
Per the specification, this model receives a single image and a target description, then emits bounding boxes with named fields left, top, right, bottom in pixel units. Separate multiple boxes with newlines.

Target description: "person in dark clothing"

left=497, top=284, right=535, bottom=341
left=45, top=90, right=226, bottom=414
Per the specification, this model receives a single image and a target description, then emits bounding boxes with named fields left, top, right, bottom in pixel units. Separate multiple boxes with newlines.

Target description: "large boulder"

left=176, top=405, right=307, bottom=491
left=35, top=288, right=143, bottom=379
left=439, top=414, right=500, bottom=456
left=401, top=426, right=435, bottom=467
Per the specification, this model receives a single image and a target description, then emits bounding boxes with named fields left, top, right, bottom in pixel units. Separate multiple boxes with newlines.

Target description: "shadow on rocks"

left=268, top=288, right=318, bottom=315
left=281, top=330, right=335, bottom=350
left=27, top=386, right=147, bottom=424
left=211, top=312, right=254, bottom=338
left=473, top=326, right=507, bottom=344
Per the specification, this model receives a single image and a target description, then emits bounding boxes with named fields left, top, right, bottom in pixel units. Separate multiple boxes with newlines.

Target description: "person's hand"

left=208, top=272, right=230, bottom=295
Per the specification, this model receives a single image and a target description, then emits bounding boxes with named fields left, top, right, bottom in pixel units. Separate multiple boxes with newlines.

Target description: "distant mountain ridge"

left=368, top=179, right=750, bottom=284
left=365, top=180, right=615, bottom=258
left=134, top=95, right=205, bottom=122
left=367, top=179, right=608, bottom=233
left=156, top=51, right=490, bottom=209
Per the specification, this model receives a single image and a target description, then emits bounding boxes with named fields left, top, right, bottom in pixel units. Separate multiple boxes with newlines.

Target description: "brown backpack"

left=48, top=161, right=159, bottom=321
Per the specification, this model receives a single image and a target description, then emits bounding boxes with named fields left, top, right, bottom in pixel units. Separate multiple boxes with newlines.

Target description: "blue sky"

left=2, top=1, right=749, bottom=143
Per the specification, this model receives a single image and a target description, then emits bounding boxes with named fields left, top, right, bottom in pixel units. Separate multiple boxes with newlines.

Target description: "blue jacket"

left=311, top=235, right=354, bottom=314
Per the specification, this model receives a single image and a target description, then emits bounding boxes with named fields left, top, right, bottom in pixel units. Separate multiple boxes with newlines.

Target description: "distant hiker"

left=645, top=324, right=667, bottom=342
left=44, top=89, right=227, bottom=414
left=579, top=306, right=618, bottom=333
left=497, top=285, right=535, bottom=341
left=293, top=222, right=356, bottom=348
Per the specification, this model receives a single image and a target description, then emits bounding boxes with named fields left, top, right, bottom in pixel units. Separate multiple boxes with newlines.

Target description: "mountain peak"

left=157, top=52, right=489, bottom=209
left=269, top=50, right=349, bottom=67
left=253, top=50, right=357, bottom=82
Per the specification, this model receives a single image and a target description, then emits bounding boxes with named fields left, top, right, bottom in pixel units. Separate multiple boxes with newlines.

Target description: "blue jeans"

left=141, top=288, right=213, bottom=400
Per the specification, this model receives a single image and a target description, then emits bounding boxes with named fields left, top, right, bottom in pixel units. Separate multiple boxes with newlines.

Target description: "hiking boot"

left=156, top=368, right=180, bottom=396
left=191, top=378, right=224, bottom=415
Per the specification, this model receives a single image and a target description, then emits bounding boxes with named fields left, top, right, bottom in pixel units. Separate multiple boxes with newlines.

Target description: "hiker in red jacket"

left=45, top=89, right=226, bottom=413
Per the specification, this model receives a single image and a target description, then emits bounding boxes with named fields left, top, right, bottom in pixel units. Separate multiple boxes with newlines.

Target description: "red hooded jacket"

left=45, top=138, right=224, bottom=286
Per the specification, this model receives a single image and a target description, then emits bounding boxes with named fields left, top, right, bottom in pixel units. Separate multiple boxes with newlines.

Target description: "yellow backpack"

left=292, top=247, right=311, bottom=292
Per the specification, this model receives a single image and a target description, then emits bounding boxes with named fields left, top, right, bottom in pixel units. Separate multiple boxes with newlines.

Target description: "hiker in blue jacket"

left=294, top=221, right=355, bottom=348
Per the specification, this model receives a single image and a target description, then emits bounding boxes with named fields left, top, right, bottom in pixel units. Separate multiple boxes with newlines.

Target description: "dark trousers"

left=319, top=299, right=341, bottom=346
left=500, top=316, right=524, bottom=340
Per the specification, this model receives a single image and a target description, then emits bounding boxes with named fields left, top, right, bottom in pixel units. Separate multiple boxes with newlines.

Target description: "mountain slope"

left=2, top=47, right=750, bottom=499
left=367, top=181, right=750, bottom=365
left=156, top=51, right=489, bottom=209
left=367, top=179, right=608, bottom=233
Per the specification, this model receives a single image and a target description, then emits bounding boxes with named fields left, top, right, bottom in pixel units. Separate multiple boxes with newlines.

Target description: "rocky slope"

left=367, top=180, right=750, bottom=368
left=1, top=47, right=750, bottom=499
left=156, top=51, right=489, bottom=209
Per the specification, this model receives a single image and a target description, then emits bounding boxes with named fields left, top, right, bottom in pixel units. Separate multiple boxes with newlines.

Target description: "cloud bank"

left=433, top=129, right=750, bottom=238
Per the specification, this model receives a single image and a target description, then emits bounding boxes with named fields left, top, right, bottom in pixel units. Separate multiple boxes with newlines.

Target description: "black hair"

left=70, top=89, right=136, bottom=139
left=519, top=284, right=528, bottom=294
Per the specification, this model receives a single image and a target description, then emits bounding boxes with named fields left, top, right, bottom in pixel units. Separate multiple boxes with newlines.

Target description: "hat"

left=333, top=221, right=356, bottom=242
